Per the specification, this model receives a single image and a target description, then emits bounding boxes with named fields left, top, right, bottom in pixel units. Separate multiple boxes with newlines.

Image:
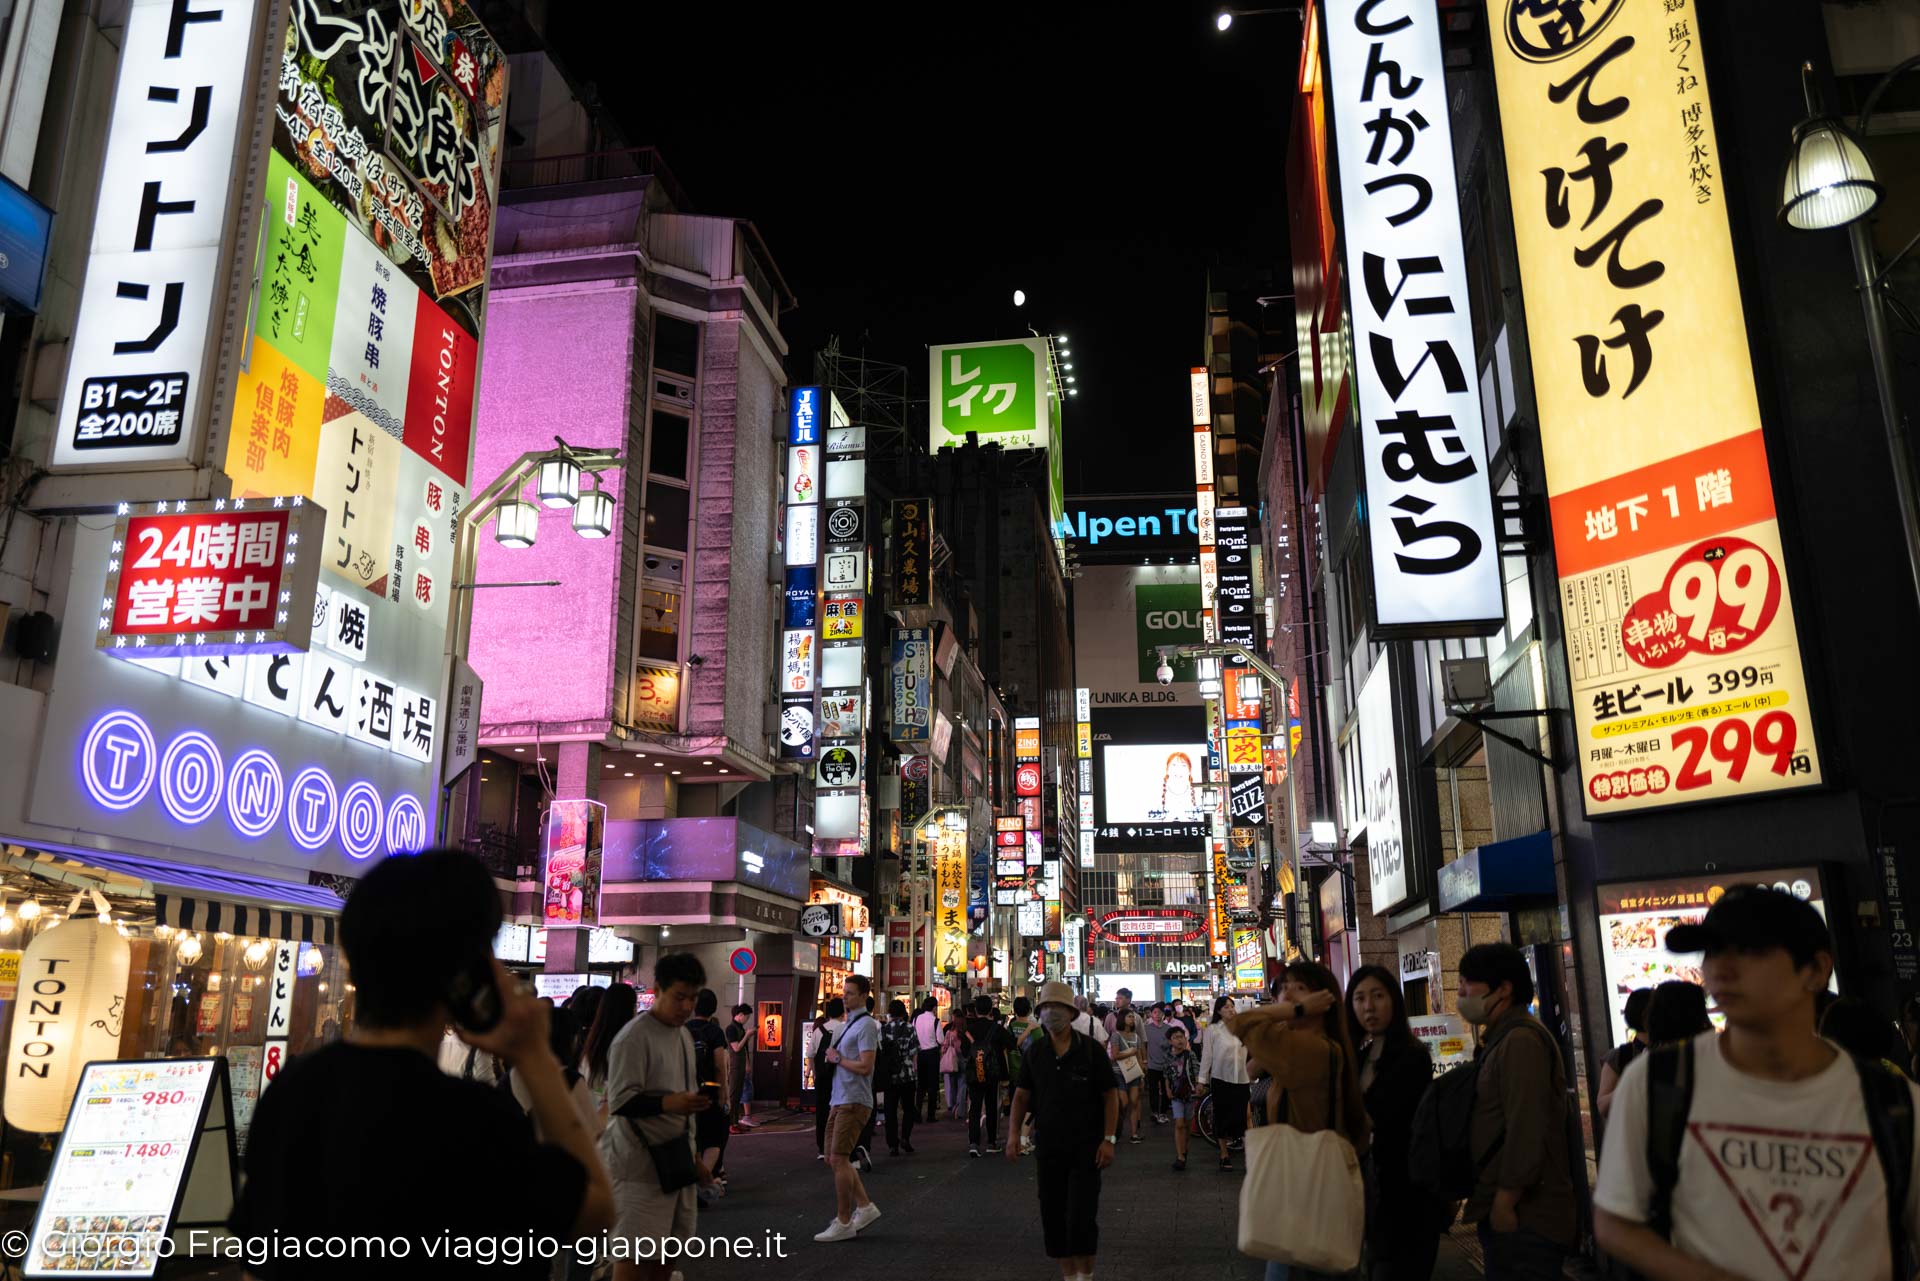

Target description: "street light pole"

left=1172, top=642, right=1304, bottom=953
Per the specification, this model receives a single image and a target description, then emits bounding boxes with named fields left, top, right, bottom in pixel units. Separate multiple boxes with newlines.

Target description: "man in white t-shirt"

left=1595, top=885, right=1918, bottom=1281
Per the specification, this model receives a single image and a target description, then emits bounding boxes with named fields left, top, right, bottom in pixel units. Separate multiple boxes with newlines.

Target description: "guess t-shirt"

left=1596, top=1033, right=1920, bottom=1281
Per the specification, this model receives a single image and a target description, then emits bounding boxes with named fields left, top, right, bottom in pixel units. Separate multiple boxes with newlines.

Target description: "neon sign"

left=78, top=709, right=424, bottom=860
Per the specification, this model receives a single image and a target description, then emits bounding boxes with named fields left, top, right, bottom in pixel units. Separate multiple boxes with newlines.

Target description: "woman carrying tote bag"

left=1229, top=961, right=1372, bottom=1281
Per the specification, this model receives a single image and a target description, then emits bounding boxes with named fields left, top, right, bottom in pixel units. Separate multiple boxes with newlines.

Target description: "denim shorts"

left=1169, top=1099, right=1190, bottom=1120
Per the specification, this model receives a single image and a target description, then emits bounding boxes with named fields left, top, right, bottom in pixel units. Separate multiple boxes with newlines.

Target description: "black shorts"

left=695, top=1099, right=730, bottom=1149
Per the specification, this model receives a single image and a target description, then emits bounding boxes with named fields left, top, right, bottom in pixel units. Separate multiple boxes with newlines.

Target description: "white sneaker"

left=850, top=1201, right=882, bottom=1232
left=813, top=1217, right=858, bottom=1243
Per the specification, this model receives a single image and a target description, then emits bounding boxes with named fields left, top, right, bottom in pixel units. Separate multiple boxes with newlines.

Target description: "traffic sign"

left=729, top=947, right=757, bottom=975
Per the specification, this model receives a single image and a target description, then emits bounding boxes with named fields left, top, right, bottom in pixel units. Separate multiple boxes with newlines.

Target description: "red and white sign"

left=1016, top=762, right=1042, bottom=797
left=1094, top=908, right=1207, bottom=944
left=99, top=498, right=325, bottom=657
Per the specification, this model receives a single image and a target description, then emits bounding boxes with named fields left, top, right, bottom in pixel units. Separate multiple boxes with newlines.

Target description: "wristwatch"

left=1102, top=1134, right=1117, bottom=1145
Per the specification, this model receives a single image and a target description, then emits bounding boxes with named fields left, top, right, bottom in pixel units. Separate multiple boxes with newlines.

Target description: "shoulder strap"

left=1851, top=1053, right=1915, bottom=1281
left=1644, top=1037, right=1696, bottom=1239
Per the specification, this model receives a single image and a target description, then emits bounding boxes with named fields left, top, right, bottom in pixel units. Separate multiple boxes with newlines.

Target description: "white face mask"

left=1039, top=1007, right=1073, bottom=1032
left=1458, top=991, right=1502, bottom=1026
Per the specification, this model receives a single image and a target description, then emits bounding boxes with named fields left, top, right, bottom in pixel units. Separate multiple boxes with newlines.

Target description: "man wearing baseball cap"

left=1007, top=982, right=1120, bottom=1281
left=1594, top=884, right=1918, bottom=1281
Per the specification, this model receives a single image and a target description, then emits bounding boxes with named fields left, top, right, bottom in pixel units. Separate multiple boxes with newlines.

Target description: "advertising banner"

left=892, top=498, right=933, bottom=608
left=1214, top=506, right=1258, bottom=650
left=1595, top=866, right=1832, bottom=1045
left=53, top=0, right=263, bottom=466
left=541, top=799, right=606, bottom=928
left=98, top=500, right=324, bottom=656
left=1487, top=0, right=1822, bottom=814
left=930, top=338, right=1053, bottom=453
left=932, top=822, right=968, bottom=973
left=1072, top=565, right=1204, bottom=707
left=1357, top=654, right=1409, bottom=913
left=889, top=628, right=931, bottom=745
left=1324, top=0, right=1502, bottom=635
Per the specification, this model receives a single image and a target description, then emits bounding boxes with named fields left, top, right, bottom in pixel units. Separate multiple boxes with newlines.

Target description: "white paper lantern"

left=5, top=919, right=131, bottom=1132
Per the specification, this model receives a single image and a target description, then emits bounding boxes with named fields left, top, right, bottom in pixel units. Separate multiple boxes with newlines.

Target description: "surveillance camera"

left=1156, top=660, right=1175, bottom=686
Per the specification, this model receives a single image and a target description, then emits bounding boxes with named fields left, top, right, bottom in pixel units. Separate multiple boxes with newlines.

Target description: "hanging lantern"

left=537, top=457, right=581, bottom=508
left=495, top=500, right=539, bottom=548
left=4, top=919, right=131, bottom=1132
left=571, top=480, right=615, bottom=539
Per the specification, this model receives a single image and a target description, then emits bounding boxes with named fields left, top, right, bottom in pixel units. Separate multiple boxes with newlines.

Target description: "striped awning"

left=3, top=848, right=341, bottom=945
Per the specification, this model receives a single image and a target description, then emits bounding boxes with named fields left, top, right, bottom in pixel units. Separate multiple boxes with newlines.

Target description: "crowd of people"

left=229, top=850, right=1920, bottom=1281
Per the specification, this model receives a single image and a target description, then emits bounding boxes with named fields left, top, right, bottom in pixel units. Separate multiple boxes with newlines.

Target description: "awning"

left=1436, top=829, right=1557, bottom=914
left=3, top=848, right=341, bottom=945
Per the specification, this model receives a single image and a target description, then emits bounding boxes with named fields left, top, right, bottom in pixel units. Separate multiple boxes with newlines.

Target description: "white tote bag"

left=1236, top=1046, right=1364, bottom=1272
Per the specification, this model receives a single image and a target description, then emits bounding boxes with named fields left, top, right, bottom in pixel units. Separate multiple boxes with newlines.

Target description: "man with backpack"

left=1007, top=996, right=1040, bottom=1149
left=1456, top=942, right=1576, bottom=1280
left=964, top=994, right=1014, bottom=1156
left=685, top=989, right=732, bottom=1202
left=1594, top=885, right=1919, bottom=1281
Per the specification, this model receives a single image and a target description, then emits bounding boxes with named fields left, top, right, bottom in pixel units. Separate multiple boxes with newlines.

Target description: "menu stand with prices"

left=25, top=1058, right=237, bottom=1278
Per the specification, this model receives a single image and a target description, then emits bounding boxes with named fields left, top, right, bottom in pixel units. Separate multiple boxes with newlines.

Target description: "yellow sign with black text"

left=932, top=825, right=968, bottom=974
left=1485, top=0, right=1820, bottom=814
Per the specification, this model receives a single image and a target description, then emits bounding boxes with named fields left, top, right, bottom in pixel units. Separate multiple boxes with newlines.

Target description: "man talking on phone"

left=233, top=850, right=614, bottom=1277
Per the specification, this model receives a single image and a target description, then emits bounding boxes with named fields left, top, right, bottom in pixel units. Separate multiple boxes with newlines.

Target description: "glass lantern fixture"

left=1780, top=115, right=1881, bottom=230
left=537, top=457, right=581, bottom=509
left=572, top=480, right=615, bottom=539
left=495, top=500, right=539, bottom=548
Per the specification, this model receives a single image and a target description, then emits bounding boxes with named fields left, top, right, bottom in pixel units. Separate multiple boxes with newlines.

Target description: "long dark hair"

left=1345, top=964, right=1421, bottom=1056
left=583, top=981, right=638, bottom=1088
left=1281, top=959, right=1367, bottom=1141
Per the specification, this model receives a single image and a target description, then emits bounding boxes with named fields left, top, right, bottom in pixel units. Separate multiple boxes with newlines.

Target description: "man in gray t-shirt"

left=1143, top=1005, right=1173, bottom=1123
left=815, top=975, right=881, bottom=1243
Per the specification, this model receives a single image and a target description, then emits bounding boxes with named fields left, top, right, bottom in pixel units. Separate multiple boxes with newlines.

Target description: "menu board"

left=1408, top=1013, right=1472, bottom=1075
left=1596, top=866, right=1833, bottom=1045
left=28, top=1058, right=233, bottom=1277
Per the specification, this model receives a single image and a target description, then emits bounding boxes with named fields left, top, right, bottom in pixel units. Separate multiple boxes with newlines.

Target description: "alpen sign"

left=1323, top=0, right=1503, bottom=636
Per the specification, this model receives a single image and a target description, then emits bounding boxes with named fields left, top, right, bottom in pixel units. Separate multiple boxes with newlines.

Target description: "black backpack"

left=1639, top=1039, right=1915, bottom=1277
left=1407, top=1016, right=1559, bottom=1202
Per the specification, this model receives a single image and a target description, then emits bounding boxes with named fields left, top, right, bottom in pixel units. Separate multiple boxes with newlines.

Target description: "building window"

left=649, top=407, right=690, bottom=481
left=639, top=585, right=682, bottom=663
left=644, top=482, right=690, bottom=552
left=654, top=315, right=700, bottom=378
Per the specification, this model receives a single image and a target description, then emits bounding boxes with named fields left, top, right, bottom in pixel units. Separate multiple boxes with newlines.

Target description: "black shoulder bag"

left=612, top=1030, right=700, bottom=1194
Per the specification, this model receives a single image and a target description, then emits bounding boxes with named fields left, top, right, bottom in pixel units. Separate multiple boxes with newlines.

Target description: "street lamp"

left=536, top=456, right=582, bottom=509
left=571, top=477, right=615, bottom=539
left=494, top=500, right=538, bottom=548
left=1781, top=56, right=1920, bottom=610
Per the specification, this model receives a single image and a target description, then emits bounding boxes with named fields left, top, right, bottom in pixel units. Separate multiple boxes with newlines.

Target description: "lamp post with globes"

left=437, top=437, right=623, bottom=839
left=1780, top=57, right=1920, bottom=609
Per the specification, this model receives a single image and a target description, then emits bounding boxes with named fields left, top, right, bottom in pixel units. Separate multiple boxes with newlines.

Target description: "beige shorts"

left=612, top=1173, right=697, bottom=1242
left=825, top=1103, right=872, bottom=1157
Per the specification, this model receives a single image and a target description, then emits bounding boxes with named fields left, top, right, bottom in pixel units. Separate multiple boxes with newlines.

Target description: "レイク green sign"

left=929, top=338, right=1052, bottom=451
left=1135, top=582, right=1203, bottom=683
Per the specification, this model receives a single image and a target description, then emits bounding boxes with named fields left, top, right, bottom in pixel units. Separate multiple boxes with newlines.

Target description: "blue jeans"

left=1477, top=1222, right=1566, bottom=1281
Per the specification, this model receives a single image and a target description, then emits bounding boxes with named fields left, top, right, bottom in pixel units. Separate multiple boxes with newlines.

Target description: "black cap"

left=1664, top=883, right=1832, bottom=962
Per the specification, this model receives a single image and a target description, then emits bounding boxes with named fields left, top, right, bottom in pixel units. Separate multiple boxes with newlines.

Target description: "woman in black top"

left=1596, top=987, right=1652, bottom=1128
left=1346, top=965, right=1442, bottom=1281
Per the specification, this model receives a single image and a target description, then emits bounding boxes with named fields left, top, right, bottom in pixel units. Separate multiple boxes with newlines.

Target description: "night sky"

left=548, top=1, right=1300, bottom=495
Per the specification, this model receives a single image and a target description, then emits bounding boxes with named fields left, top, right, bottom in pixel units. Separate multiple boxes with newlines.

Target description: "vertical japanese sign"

left=779, top=387, right=823, bottom=761
left=53, top=0, right=263, bottom=465
left=1191, top=366, right=1220, bottom=643
left=261, top=940, right=298, bottom=1088
left=889, top=627, right=931, bottom=745
left=541, top=798, right=606, bottom=928
left=1357, top=654, right=1408, bottom=912
left=1324, top=0, right=1503, bottom=635
left=932, top=820, right=969, bottom=974
left=815, top=392, right=865, bottom=851
left=1215, top=506, right=1258, bottom=650
left=1486, top=0, right=1822, bottom=813
left=892, top=497, right=933, bottom=609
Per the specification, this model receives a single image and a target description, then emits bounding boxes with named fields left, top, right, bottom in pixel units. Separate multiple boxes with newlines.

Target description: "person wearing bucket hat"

left=1007, top=983, right=1120, bottom=1281
left=1595, top=884, right=1920, bottom=1281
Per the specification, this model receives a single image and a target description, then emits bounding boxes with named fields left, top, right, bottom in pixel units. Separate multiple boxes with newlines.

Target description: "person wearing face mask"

left=1007, top=982, right=1120, bottom=1281
left=1457, top=943, right=1575, bottom=1281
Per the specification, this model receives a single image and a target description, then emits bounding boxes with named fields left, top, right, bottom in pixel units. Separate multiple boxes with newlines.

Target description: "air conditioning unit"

left=1441, top=657, right=1493, bottom=709
left=654, top=377, right=693, bottom=406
